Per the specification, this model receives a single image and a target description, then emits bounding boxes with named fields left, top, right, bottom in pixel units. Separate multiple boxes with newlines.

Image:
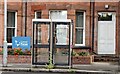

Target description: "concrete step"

left=94, top=55, right=119, bottom=62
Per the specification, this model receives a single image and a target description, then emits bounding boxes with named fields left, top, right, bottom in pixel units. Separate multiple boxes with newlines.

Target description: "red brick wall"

left=29, top=2, right=119, bottom=55
left=0, top=2, right=119, bottom=56
left=7, top=55, right=31, bottom=63
left=0, top=55, right=31, bottom=63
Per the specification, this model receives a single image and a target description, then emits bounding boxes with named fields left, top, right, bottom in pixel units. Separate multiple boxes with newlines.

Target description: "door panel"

left=98, top=12, right=116, bottom=54
left=33, top=23, right=50, bottom=65
left=53, top=24, right=70, bottom=65
left=36, top=48, right=49, bottom=63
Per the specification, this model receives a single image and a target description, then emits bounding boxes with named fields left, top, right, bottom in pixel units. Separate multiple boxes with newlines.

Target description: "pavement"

left=0, top=62, right=120, bottom=74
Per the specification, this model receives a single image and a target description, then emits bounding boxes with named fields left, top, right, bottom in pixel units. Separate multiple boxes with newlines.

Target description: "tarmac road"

left=1, top=71, right=115, bottom=74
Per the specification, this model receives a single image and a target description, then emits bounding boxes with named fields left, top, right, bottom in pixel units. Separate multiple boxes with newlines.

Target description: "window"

left=98, top=13, right=112, bottom=21
left=35, top=11, right=41, bottom=44
left=49, top=10, right=68, bottom=45
left=49, top=10, right=67, bottom=19
left=7, top=11, right=17, bottom=44
left=35, top=11, right=41, bottom=19
left=75, top=12, right=85, bottom=46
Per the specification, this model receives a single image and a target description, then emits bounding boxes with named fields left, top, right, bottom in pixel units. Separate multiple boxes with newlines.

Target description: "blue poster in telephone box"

left=12, top=37, right=30, bottom=50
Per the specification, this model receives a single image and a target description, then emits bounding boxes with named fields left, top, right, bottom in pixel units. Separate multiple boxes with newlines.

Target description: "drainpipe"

left=118, top=1, right=120, bottom=70
left=25, top=1, right=27, bottom=36
left=22, top=0, right=27, bottom=36
left=91, top=0, right=95, bottom=53
left=90, top=1, right=92, bottom=52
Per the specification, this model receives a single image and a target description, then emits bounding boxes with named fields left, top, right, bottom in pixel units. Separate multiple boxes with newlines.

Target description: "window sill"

left=7, top=43, right=12, bottom=48
left=7, top=43, right=12, bottom=45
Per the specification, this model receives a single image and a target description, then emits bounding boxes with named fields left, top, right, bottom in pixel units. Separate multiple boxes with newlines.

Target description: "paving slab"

left=0, top=63, right=119, bottom=74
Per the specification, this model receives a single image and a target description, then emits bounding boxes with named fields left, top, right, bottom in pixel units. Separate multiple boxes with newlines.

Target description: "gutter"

left=91, top=0, right=95, bottom=53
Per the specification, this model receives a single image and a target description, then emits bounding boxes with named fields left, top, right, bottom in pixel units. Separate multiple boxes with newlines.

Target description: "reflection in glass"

left=75, top=29, right=83, bottom=44
left=7, top=28, right=15, bottom=43
left=54, top=48, right=69, bottom=64
left=56, top=25, right=69, bottom=45
left=35, top=48, right=49, bottom=63
left=34, top=24, right=49, bottom=44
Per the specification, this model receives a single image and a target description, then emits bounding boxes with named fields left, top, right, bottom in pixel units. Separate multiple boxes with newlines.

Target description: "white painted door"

left=98, top=12, right=116, bottom=54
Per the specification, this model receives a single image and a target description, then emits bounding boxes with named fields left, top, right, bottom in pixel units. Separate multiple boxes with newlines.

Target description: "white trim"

left=35, top=11, right=37, bottom=19
left=32, top=19, right=71, bottom=23
left=83, top=12, right=85, bottom=46
left=7, top=27, right=16, bottom=28
left=7, top=43, right=12, bottom=45
left=75, top=12, right=85, bottom=46
left=7, top=11, right=17, bottom=45
left=15, top=12, right=17, bottom=37
left=113, top=13, right=116, bottom=54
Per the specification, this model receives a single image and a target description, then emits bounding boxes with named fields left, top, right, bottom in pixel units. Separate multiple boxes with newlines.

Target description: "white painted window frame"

left=7, top=11, right=17, bottom=45
left=75, top=12, right=85, bottom=46
left=35, top=11, right=37, bottom=19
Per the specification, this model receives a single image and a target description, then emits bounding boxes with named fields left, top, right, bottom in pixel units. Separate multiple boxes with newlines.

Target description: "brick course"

left=0, top=55, right=31, bottom=63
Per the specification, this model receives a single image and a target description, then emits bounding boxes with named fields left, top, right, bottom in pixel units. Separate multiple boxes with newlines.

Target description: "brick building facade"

left=0, top=1, right=120, bottom=63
